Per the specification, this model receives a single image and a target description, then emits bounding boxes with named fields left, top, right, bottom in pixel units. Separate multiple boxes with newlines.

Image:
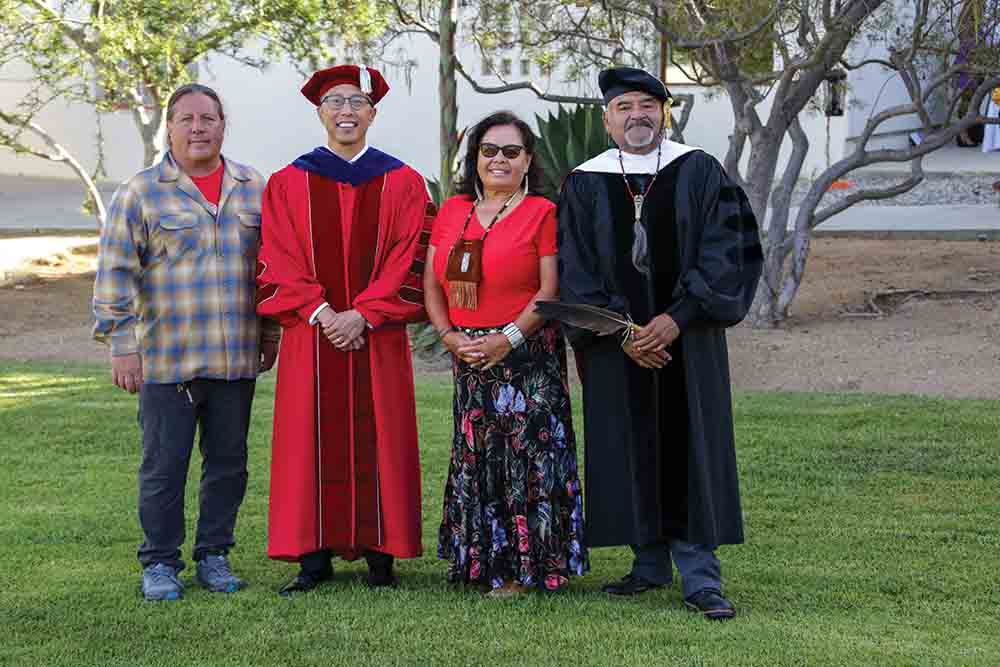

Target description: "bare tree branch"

left=611, top=0, right=787, bottom=49
left=385, top=0, right=441, bottom=40
left=723, top=127, right=748, bottom=188
left=794, top=77, right=999, bottom=233
left=814, top=164, right=925, bottom=227
left=453, top=59, right=603, bottom=104
left=840, top=57, right=895, bottom=70
left=22, top=0, right=91, bottom=52
left=768, top=116, right=808, bottom=311
left=0, top=110, right=107, bottom=228
left=670, top=92, right=694, bottom=142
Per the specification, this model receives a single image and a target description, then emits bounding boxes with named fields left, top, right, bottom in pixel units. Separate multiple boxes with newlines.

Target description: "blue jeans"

left=630, top=539, right=721, bottom=599
left=136, top=379, right=255, bottom=569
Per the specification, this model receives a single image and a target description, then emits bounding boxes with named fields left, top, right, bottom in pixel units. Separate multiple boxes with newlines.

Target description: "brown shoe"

left=485, top=581, right=527, bottom=598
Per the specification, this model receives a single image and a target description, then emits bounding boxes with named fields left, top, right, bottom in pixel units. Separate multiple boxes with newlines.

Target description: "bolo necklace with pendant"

left=618, top=140, right=662, bottom=224
left=456, top=189, right=519, bottom=272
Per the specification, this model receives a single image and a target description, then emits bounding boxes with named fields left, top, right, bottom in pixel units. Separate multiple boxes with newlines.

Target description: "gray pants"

left=137, top=379, right=255, bottom=570
left=631, top=539, right=722, bottom=599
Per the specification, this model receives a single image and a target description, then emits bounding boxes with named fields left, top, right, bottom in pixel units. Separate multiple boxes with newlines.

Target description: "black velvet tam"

left=599, top=66, right=672, bottom=104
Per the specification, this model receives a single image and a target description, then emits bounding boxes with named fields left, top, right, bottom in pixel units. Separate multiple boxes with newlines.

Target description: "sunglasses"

left=479, top=143, right=525, bottom=159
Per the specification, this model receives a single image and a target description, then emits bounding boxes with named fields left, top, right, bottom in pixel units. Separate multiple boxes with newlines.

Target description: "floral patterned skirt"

left=437, top=322, right=589, bottom=591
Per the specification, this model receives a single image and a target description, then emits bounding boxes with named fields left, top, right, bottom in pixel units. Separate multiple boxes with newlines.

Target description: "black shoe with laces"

left=684, top=589, right=736, bottom=620
left=278, top=566, right=333, bottom=597
left=601, top=573, right=664, bottom=597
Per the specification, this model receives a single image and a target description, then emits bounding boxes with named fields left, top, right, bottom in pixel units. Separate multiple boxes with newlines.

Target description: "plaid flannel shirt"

left=93, top=152, right=278, bottom=384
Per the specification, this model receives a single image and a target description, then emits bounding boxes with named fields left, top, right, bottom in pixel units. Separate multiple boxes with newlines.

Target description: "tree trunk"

left=133, top=103, right=166, bottom=168
left=438, top=0, right=459, bottom=198
left=742, top=127, right=787, bottom=328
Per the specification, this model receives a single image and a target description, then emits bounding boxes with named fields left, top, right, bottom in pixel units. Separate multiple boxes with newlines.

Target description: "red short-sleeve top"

left=190, top=162, right=224, bottom=205
left=430, top=194, right=557, bottom=327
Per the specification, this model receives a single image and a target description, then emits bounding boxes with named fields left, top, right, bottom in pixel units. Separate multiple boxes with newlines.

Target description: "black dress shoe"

left=365, top=551, right=397, bottom=589
left=601, top=573, right=664, bottom=597
left=278, top=568, right=333, bottom=597
left=684, top=589, right=736, bottom=620
left=366, top=563, right=397, bottom=588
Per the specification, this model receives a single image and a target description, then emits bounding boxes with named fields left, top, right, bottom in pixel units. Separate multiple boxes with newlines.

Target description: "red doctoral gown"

left=256, top=149, right=432, bottom=561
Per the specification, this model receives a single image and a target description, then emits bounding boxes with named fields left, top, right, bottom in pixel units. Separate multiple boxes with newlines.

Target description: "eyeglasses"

left=320, top=94, right=372, bottom=111
left=479, top=143, right=525, bottom=159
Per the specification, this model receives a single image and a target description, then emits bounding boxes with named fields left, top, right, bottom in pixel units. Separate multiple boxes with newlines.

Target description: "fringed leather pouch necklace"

left=445, top=190, right=519, bottom=310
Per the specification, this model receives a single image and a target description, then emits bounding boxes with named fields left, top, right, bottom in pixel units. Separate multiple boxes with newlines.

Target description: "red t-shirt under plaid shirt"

left=431, top=194, right=557, bottom=328
left=190, top=162, right=224, bottom=205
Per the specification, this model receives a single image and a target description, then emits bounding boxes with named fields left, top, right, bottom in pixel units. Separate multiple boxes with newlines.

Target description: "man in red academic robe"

left=255, top=64, right=433, bottom=595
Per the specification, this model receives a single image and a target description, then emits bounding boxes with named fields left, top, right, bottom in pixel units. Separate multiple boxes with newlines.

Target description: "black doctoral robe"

left=557, top=144, right=762, bottom=549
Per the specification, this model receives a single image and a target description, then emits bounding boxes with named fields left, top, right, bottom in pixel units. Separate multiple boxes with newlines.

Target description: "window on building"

left=500, top=58, right=512, bottom=76
left=482, top=57, right=493, bottom=75
left=520, top=59, right=531, bottom=76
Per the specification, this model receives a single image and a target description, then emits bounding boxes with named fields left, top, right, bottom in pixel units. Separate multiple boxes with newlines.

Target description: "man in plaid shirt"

left=93, top=83, right=279, bottom=601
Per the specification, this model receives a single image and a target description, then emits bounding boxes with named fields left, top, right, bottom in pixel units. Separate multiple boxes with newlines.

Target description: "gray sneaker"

left=196, top=554, right=245, bottom=593
left=141, top=563, right=184, bottom=601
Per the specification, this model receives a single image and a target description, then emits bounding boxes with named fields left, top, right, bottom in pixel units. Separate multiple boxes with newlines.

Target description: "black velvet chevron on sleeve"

left=667, top=154, right=763, bottom=329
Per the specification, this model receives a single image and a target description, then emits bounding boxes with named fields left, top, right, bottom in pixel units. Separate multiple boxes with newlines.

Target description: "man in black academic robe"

left=557, top=66, right=762, bottom=619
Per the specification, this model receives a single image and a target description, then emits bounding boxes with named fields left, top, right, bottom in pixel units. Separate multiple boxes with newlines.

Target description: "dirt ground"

left=727, top=239, right=999, bottom=399
left=1, top=238, right=997, bottom=399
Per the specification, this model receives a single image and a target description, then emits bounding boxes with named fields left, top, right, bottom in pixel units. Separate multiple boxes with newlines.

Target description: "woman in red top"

left=424, top=111, right=588, bottom=596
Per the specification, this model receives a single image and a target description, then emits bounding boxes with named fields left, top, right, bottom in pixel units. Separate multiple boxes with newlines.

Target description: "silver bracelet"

left=502, top=323, right=525, bottom=349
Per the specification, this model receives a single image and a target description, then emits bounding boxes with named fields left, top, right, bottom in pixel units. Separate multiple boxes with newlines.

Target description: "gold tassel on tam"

left=664, top=97, right=673, bottom=132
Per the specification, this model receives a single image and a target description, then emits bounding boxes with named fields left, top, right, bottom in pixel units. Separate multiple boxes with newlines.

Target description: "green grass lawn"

left=1, top=361, right=998, bottom=666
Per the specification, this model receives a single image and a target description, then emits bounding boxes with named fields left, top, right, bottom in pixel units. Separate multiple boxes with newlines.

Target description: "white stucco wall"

left=1, top=34, right=847, bottom=184
left=0, top=60, right=146, bottom=180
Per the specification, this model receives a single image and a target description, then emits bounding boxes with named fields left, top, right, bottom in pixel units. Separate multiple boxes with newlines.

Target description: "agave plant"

left=425, top=178, right=444, bottom=209
left=534, top=104, right=609, bottom=201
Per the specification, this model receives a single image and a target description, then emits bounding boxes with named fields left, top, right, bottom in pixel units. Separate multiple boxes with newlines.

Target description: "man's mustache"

left=626, top=118, right=654, bottom=130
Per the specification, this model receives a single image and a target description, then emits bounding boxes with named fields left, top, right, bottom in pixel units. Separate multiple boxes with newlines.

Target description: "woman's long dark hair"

left=455, top=111, right=546, bottom=198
